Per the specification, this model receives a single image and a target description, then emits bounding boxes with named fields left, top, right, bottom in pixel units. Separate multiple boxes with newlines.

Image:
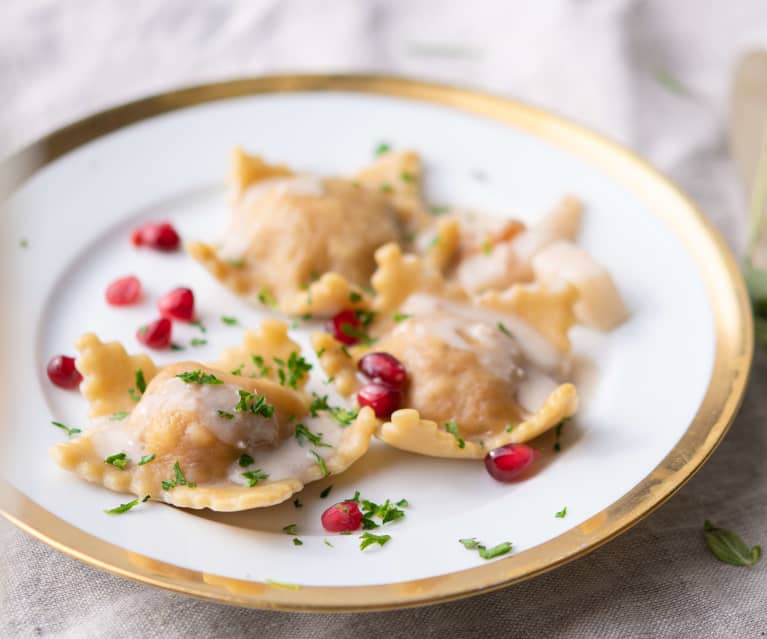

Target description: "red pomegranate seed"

left=358, top=352, right=407, bottom=388
left=158, top=287, right=195, bottom=321
left=484, top=444, right=539, bottom=482
left=321, top=500, right=363, bottom=533
left=327, top=309, right=362, bottom=345
left=46, top=355, right=82, bottom=390
left=357, top=382, right=402, bottom=418
left=136, top=318, right=172, bottom=349
left=105, top=275, right=142, bottom=306
left=131, top=222, right=180, bottom=251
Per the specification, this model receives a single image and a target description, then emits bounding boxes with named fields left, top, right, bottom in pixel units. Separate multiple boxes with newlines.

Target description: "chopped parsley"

left=138, top=453, right=156, bottom=466
left=380, top=183, right=394, bottom=193
left=105, top=452, right=129, bottom=470
left=295, top=423, right=332, bottom=448
left=393, top=312, right=412, bottom=323
left=242, top=469, right=269, bottom=487
left=553, top=418, right=568, bottom=452
left=238, top=453, right=254, bottom=467
left=193, top=320, right=207, bottom=333
left=555, top=507, right=568, bottom=518
left=320, top=485, right=333, bottom=498
left=221, top=315, right=239, bottom=326
left=330, top=407, right=358, bottom=426
left=315, top=347, right=326, bottom=358
left=129, top=368, right=148, bottom=401
left=104, top=495, right=149, bottom=515
left=190, top=337, right=208, bottom=347
left=445, top=421, right=465, bottom=449
left=400, top=172, right=416, bottom=183
left=293, top=498, right=302, bottom=508
left=482, top=241, right=493, bottom=255
left=110, top=411, right=130, bottom=421
left=309, top=393, right=330, bottom=416
left=170, top=343, right=185, bottom=351
left=349, top=291, right=363, bottom=303
left=282, top=523, right=298, bottom=535
left=51, top=421, right=81, bottom=437
left=230, top=364, right=245, bottom=376
left=429, top=205, right=450, bottom=216
left=324, top=539, right=334, bottom=547
left=428, top=234, right=441, bottom=249
left=375, top=142, right=391, bottom=156
left=258, top=288, right=278, bottom=308
left=340, top=346, right=351, bottom=358
left=162, top=461, right=196, bottom=490
left=339, top=323, right=377, bottom=346
left=497, top=322, right=512, bottom=337
left=459, top=538, right=513, bottom=560
left=293, top=538, right=303, bottom=546
left=505, top=423, right=516, bottom=433
left=396, top=499, right=409, bottom=508
left=273, top=351, right=312, bottom=388
left=355, top=309, right=377, bottom=327
left=309, top=450, right=329, bottom=477
left=362, top=498, right=406, bottom=525
left=217, top=410, right=235, bottom=420
left=360, top=532, right=391, bottom=551
left=251, top=355, right=271, bottom=377
left=176, top=370, right=223, bottom=385
left=235, top=390, right=275, bottom=417
left=227, top=258, right=245, bottom=268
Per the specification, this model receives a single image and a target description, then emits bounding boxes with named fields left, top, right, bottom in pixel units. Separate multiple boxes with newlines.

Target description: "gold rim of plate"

left=0, top=74, right=754, bottom=612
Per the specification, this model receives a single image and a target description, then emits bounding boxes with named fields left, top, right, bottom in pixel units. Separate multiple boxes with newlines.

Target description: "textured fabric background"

left=2, top=1, right=767, bottom=637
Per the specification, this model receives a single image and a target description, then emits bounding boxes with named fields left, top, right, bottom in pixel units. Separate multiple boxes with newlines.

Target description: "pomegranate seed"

left=327, top=309, right=362, bottom=345
left=131, top=222, right=180, bottom=251
left=47, top=355, right=83, bottom=389
left=484, top=444, right=538, bottom=482
left=158, top=287, right=195, bottom=321
left=358, top=352, right=407, bottom=388
left=137, top=318, right=172, bottom=349
left=321, top=500, right=363, bottom=533
left=357, top=382, right=402, bottom=418
left=105, top=275, right=142, bottom=306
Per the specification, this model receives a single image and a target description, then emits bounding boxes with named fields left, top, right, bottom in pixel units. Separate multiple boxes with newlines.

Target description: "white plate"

left=0, top=76, right=751, bottom=611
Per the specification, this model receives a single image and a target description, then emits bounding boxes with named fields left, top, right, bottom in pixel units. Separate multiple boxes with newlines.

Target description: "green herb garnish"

left=257, top=288, right=278, bottom=308
left=309, top=393, right=330, bottom=416
left=135, top=369, right=146, bottom=394
left=329, top=407, right=358, bottom=426
left=445, top=421, right=465, bottom=449
left=110, top=411, right=130, bottom=421
left=235, top=390, right=275, bottom=417
left=190, top=338, right=208, bottom=347
left=349, top=291, right=363, bottom=303
left=242, top=469, right=269, bottom=487
left=309, top=450, right=329, bottom=477
left=161, top=461, right=196, bottom=490
left=505, top=423, right=516, bottom=433
left=375, top=142, right=391, bottom=156
left=273, top=351, right=312, bottom=389
left=324, top=539, right=333, bottom=547
left=293, top=538, right=303, bottom=546
left=221, top=316, right=239, bottom=326
left=217, top=410, right=235, bottom=419
left=51, top=421, right=81, bottom=437
left=104, top=495, right=149, bottom=515
left=497, top=322, right=512, bottom=337
left=428, top=234, right=441, bottom=248
left=553, top=418, right=568, bottom=452
left=360, top=532, right=391, bottom=551
left=138, top=453, right=156, bottom=465
left=400, top=172, right=416, bottom=183
left=355, top=309, right=377, bottom=327
left=251, top=355, right=271, bottom=377
left=393, top=312, right=412, bottom=323
left=170, top=343, right=185, bottom=351
left=105, top=452, right=129, bottom=470
left=227, top=258, right=245, bottom=268
left=238, top=453, right=254, bottom=467
left=703, top=521, right=761, bottom=567
left=295, top=423, right=332, bottom=448
left=320, top=485, right=333, bottom=498
left=482, top=241, right=493, bottom=255
left=283, top=523, right=297, bottom=535
left=380, top=183, right=394, bottom=193
left=555, top=507, right=568, bottom=519
left=459, top=538, right=512, bottom=560
left=293, top=498, right=302, bottom=508
left=230, top=364, right=244, bottom=376
left=193, top=320, right=207, bottom=333
left=396, top=499, right=409, bottom=508
left=176, top=370, right=223, bottom=385
left=429, top=205, right=450, bottom=216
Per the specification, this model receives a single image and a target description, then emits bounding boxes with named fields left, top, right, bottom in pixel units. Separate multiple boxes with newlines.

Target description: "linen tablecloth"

left=2, top=1, right=767, bottom=636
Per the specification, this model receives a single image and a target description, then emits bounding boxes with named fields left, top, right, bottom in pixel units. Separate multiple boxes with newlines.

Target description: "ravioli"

left=312, top=290, right=579, bottom=459
left=187, top=148, right=430, bottom=316
left=51, top=327, right=376, bottom=511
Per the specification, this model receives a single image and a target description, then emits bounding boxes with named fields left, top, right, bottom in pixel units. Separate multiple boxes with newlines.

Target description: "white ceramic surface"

left=0, top=91, right=714, bottom=587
